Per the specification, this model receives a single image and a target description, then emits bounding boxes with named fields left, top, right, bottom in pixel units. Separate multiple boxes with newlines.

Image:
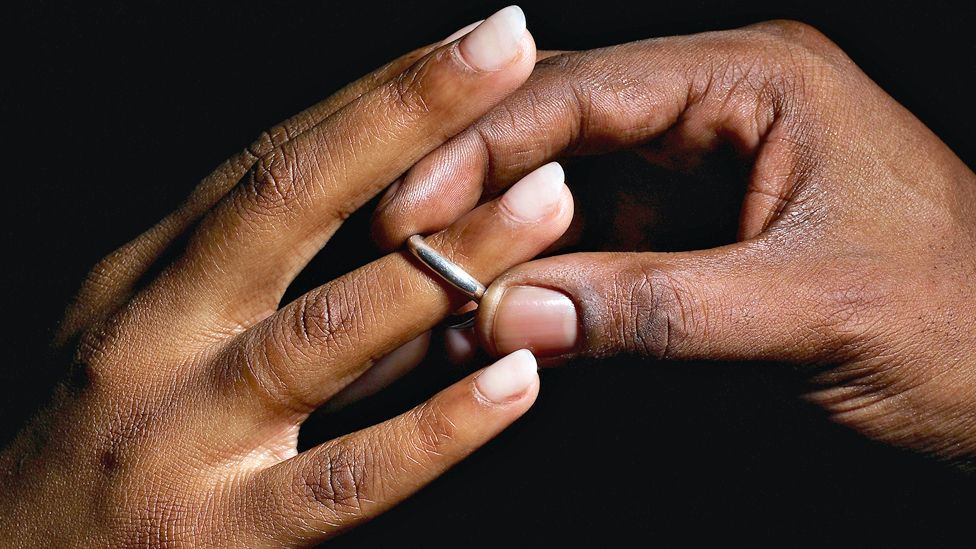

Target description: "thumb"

left=476, top=248, right=833, bottom=364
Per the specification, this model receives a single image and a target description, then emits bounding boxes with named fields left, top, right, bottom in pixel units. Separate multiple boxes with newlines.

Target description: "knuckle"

left=228, top=272, right=384, bottom=413
left=740, top=20, right=850, bottom=92
left=387, top=56, right=435, bottom=118
left=295, top=280, right=365, bottom=354
left=298, top=440, right=372, bottom=516
left=246, top=125, right=291, bottom=160
left=244, top=147, right=304, bottom=215
left=749, top=20, right=842, bottom=58
left=704, top=39, right=801, bottom=104
left=406, top=399, right=457, bottom=458
left=76, top=325, right=112, bottom=372
left=226, top=333, right=309, bottom=414
left=74, top=315, right=130, bottom=388
left=610, top=259, right=702, bottom=359
left=59, top=255, right=128, bottom=343
left=690, top=21, right=853, bottom=115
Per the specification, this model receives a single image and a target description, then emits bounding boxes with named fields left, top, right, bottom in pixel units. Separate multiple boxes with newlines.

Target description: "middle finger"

left=145, top=7, right=537, bottom=336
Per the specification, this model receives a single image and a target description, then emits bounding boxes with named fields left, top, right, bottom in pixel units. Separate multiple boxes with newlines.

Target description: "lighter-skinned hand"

left=0, top=7, right=578, bottom=546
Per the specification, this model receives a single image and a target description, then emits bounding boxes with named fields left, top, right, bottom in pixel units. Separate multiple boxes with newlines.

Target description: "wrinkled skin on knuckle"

left=598, top=259, right=702, bottom=360
left=388, top=57, right=435, bottom=117
left=687, top=21, right=853, bottom=131
left=246, top=125, right=294, bottom=161
left=378, top=50, right=460, bottom=138
left=295, top=273, right=381, bottom=356
left=243, top=147, right=306, bottom=217
left=696, top=35, right=802, bottom=114
left=298, top=440, right=373, bottom=521
left=72, top=309, right=150, bottom=396
left=237, top=278, right=373, bottom=413
left=234, top=323, right=324, bottom=416
left=74, top=323, right=121, bottom=387
left=745, top=20, right=851, bottom=67
left=406, top=399, right=458, bottom=459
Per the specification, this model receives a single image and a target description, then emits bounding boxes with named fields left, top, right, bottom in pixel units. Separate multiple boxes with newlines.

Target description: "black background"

left=3, top=0, right=976, bottom=545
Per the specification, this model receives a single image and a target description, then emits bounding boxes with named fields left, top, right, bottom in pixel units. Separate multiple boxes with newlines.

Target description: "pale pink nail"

left=492, top=286, right=578, bottom=356
left=500, top=162, right=565, bottom=222
left=440, top=20, right=483, bottom=46
left=458, top=5, right=526, bottom=71
left=475, top=349, right=538, bottom=403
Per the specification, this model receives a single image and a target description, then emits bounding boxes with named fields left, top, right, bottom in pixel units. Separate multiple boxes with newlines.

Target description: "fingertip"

left=473, top=348, right=539, bottom=405
left=457, top=5, right=529, bottom=72
left=499, top=161, right=570, bottom=224
left=372, top=134, right=488, bottom=249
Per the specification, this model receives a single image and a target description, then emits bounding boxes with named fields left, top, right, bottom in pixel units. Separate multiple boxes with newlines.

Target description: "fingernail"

left=475, top=349, right=538, bottom=403
left=500, top=162, right=565, bottom=222
left=376, top=178, right=402, bottom=211
left=459, top=5, right=526, bottom=71
left=440, top=20, right=483, bottom=46
left=492, top=286, right=578, bottom=356
left=445, top=327, right=477, bottom=365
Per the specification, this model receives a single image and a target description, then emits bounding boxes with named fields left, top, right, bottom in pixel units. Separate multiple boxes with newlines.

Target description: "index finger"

left=140, top=6, right=539, bottom=337
left=371, top=22, right=836, bottom=248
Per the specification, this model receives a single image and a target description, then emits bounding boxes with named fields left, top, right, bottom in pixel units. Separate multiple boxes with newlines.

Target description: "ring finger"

left=218, top=162, right=571, bottom=417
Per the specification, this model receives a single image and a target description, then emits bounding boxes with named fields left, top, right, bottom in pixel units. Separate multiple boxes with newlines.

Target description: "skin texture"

left=0, top=9, right=577, bottom=547
left=3, top=15, right=975, bottom=547
left=373, top=21, right=976, bottom=463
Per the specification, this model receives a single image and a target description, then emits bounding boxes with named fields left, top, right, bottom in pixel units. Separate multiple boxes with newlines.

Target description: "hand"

left=372, top=21, right=976, bottom=463
left=0, top=7, right=576, bottom=546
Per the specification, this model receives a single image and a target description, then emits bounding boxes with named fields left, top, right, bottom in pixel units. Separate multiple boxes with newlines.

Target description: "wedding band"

left=407, top=234, right=485, bottom=328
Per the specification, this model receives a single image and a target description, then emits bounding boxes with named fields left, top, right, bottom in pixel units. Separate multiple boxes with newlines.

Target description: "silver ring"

left=407, top=234, right=485, bottom=329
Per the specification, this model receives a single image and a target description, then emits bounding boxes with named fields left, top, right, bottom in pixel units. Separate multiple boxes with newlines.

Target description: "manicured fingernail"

left=492, top=286, right=578, bottom=356
left=475, top=349, right=538, bottom=403
left=440, top=20, right=483, bottom=46
left=500, top=162, right=565, bottom=222
left=459, top=5, right=526, bottom=71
